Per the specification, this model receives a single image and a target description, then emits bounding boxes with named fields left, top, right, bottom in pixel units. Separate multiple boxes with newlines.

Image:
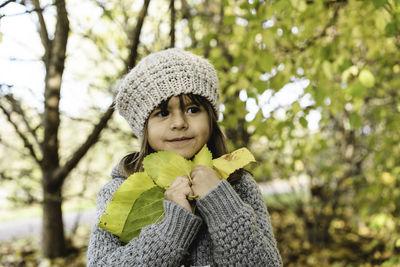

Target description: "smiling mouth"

left=168, top=137, right=193, bottom=143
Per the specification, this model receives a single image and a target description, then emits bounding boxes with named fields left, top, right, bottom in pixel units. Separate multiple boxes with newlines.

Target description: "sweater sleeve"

left=87, top=178, right=202, bottom=267
left=196, top=174, right=282, bottom=267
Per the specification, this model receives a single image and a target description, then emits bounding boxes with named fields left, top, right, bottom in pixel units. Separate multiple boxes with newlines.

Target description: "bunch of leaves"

left=98, top=145, right=255, bottom=243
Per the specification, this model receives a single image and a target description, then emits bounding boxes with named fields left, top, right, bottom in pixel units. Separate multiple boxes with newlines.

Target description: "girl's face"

left=147, top=95, right=211, bottom=159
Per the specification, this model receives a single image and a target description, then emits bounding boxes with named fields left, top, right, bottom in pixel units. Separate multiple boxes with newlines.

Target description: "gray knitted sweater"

left=87, top=165, right=282, bottom=266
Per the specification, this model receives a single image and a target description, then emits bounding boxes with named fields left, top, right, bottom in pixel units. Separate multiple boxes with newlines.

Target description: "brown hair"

left=119, top=94, right=244, bottom=183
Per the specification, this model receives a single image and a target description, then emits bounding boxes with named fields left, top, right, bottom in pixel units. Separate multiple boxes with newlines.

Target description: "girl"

left=87, top=48, right=282, bottom=266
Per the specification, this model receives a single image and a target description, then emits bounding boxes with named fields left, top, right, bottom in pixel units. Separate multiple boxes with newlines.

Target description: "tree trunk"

left=42, top=182, right=65, bottom=258
left=2, top=0, right=151, bottom=259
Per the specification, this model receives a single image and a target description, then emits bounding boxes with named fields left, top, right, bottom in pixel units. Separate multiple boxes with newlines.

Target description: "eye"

left=154, top=109, right=169, bottom=117
left=187, top=106, right=200, bottom=114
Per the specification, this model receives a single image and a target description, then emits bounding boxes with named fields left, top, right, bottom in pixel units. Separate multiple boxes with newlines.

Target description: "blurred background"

left=0, top=0, right=399, bottom=266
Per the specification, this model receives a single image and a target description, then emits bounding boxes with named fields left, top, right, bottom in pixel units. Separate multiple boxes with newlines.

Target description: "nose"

left=170, top=111, right=188, bottom=130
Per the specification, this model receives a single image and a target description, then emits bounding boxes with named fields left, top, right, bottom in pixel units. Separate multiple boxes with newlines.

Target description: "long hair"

left=119, top=94, right=244, bottom=183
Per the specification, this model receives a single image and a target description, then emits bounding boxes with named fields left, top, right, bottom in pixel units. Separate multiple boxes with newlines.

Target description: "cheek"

left=146, top=122, right=160, bottom=148
left=200, top=117, right=211, bottom=142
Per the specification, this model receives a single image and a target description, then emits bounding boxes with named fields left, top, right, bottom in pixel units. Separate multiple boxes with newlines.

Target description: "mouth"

left=168, top=137, right=193, bottom=142
left=167, top=137, right=194, bottom=145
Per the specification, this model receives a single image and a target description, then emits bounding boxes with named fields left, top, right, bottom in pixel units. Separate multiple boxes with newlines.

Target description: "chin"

left=176, top=150, right=195, bottom=159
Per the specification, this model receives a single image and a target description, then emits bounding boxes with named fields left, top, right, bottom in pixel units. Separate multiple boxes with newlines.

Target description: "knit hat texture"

left=115, top=48, right=220, bottom=138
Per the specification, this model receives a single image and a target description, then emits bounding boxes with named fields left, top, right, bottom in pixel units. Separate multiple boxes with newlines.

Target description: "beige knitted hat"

left=115, top=48, right=220, bottom=138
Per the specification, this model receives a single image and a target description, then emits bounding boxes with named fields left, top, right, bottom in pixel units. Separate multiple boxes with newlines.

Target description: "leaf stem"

left=187, top=195, right=199, bottom=200
left=188, top=174, right=194, bottom=185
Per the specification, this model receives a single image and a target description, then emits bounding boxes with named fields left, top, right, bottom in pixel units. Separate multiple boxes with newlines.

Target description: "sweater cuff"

left=196, top=179, right=244, bottom=227
left=158, top=200, right=202, bottom=249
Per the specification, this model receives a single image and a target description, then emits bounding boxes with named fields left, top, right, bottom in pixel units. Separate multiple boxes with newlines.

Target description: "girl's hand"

left=190, top=165, right=220, bottom=199
left=165, top=176, right=194, bottom=213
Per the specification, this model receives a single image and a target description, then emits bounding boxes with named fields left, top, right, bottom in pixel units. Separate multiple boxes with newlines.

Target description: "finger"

left=191, top=165, right=210, bottom=177
left=191, top=166, right=203, bottom=175
left=181, top=184, right=194, bottom=196
left=167, top=177, right=192, bottom=194
left=169, top=176, right=189, bottom=187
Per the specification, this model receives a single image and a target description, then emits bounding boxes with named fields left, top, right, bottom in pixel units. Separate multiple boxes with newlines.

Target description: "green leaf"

left=193, top=145, right=213, bottom=167
left=290, top=0, right=307, bottom=11
left=385, top=21, right=398, bottom=37
left=349, top=112, right=363, bottom=130
left=143, top=151, right=192, bottom=188
left=322, top=61, right=333, bottom=80
left=98, top=172, right=156, bottom=236
left=223, top=15, right=236, bottom=26
left=359, top=69, right=375, bottom=88
left=120, top=186, right=165, bottom=242
left=299, top=117, right=308, bottom=128
left=254, top=80, right=268, bottom=93
left=372, top=0, right=387, bottom=8
left=346, top=81, right=367, bottom=98
left=291, top=102, right=301, bottom=115
left=258, top=51, right=274, bottom=72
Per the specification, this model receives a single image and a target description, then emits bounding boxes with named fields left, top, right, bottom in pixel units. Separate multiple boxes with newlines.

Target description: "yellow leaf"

left=212, top=147, right=256, bottom=179
left=193, top=145, right=213, bottom=167
left=143, top=151, right=192, bottom=188
left=380, top=172, right=396, bottom=185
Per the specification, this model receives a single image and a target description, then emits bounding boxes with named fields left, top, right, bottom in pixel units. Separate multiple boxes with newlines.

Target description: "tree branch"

left=0, top=0, right=16, bottom=9
left=51, top=0, right=151, bottom=186
left=53, top=104, right=114, bottom=185
left=0, top=101, right=41, bottom=165
left=126, top=0, right=151, bottom=70
left=4, top=94, right=40, bottom=147
left=0, top=3, right=53, bottom=19
left=79, top=31, right=126, bottom=64
left=31, top=0, right=51, bottom=57
left=293, top=3, right=342, bottom=53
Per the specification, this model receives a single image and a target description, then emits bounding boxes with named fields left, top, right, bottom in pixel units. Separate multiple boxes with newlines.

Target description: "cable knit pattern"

left=87, top=167, right=282, bottom=266
left=115, top=48, right=220, bottom=138
left=197, top=177, right=282, bottom=266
